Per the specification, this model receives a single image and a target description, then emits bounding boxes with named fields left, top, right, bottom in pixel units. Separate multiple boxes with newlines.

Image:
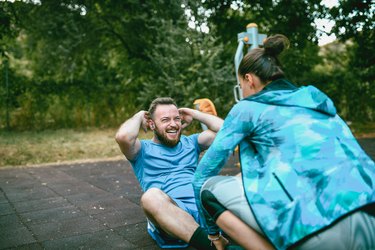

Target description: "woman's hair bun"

left=264, top=34, right=290, bottom=57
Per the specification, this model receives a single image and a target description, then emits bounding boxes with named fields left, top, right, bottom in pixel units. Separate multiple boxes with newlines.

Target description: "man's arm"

left=115, top=111, right=148, bottom=161
left=179, top=108, right=223, bottom=149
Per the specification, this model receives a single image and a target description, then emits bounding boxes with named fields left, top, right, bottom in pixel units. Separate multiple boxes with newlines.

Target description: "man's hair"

left=148, top=97, right=177, bottom=119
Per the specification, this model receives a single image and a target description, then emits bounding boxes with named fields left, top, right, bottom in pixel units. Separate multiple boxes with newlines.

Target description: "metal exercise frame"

left=194, top=23, right=267, bottom=131
left=233, top=23, right=267, bottom=102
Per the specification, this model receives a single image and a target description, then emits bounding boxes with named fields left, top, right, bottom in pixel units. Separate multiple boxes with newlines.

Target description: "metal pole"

left=233, top=23, right=267, bottom=102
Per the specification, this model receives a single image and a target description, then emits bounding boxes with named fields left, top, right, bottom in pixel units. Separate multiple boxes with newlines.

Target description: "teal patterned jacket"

left=193, top=79, right=375, bottom=250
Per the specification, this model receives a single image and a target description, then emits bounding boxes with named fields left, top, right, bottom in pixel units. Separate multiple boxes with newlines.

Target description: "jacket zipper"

left=272, top=172, right=294, bottom=202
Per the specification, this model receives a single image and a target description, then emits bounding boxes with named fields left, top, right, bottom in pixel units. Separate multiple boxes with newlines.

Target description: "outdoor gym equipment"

left=233, top=23, right=267, bottom=102
left=194, top=23, right=267, bottom=119
left=193, top=24, right=267, bottom=168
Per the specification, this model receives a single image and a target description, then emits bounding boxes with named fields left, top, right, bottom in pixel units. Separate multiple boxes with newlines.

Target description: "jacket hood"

left=244, top=79, right=337, bottom=116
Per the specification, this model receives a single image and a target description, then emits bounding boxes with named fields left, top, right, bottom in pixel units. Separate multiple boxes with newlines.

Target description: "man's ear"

left=149, top=120, right=155, bottom=130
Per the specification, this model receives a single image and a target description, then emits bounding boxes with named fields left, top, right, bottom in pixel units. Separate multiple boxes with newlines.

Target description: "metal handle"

left=233, top=23, right=267, bottom=102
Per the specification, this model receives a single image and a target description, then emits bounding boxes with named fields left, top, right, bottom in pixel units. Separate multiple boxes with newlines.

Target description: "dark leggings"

left=201, top=189, right=227, bottom=221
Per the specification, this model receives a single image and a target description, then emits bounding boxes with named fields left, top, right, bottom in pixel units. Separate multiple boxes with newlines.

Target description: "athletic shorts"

left=147, top=197, right=201, bottom=249
left=202, top=175, right=375, bottom=250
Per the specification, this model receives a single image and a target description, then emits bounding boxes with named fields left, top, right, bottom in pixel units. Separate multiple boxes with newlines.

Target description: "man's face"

left=151, top=104, right=182, bottom=147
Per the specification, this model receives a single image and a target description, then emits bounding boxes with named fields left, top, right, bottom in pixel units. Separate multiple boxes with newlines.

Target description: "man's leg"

left=141, top=187, right=217, bottom=249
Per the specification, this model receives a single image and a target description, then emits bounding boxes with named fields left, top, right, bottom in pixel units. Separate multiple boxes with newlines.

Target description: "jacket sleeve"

left=193, top=101, right=255, bottom=234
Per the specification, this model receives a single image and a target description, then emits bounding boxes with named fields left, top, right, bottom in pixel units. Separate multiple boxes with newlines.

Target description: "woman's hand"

left=209, top=234, right=229, bottom=250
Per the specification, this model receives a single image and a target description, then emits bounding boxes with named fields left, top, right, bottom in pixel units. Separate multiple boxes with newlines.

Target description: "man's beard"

left=154, top=126, right=181, bottom=147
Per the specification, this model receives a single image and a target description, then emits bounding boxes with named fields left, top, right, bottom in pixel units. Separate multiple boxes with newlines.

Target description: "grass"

left=0, top=128, right=151, bottom=167
left=0, top=122, right=374, bottom=168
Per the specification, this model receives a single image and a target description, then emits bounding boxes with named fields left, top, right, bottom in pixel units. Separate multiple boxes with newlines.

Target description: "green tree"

left=329, top=0, right=375, bottom=121
left=1, top=0, right=190, bottom=129
left=2, top=0, right=374, bottom=130
left=139, top=19, right=235, bottom=117
left=187, top=0, right=327, bottom=84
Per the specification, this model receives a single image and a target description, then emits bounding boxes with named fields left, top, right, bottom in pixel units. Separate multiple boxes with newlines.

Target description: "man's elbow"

left=214, top=120, right=224, bottom=131
left=115, top=131, right=129, bottom=145
left=207, top=122, right=223, bottom=133
left=115, top=132, right=135, bottom=158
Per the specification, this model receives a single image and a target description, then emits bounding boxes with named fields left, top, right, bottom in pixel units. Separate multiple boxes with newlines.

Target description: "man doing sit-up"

left=115, top=97, right=227, bottom=249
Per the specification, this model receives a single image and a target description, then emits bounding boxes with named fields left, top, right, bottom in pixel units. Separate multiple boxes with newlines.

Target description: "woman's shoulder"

left=230, top=99, right=266, bottom=115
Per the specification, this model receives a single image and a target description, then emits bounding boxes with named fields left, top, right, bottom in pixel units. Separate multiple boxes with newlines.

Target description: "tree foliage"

left=329, top=0, right=375, bottom=121
left=0, top=0, right=374, bottom=130
left=187, top=0, right=327, bottom=83
left=139, top=19, right=234, bottom=117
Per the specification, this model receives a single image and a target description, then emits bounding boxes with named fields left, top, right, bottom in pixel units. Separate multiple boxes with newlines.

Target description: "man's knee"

left=141, top=188, right=169, bottom=213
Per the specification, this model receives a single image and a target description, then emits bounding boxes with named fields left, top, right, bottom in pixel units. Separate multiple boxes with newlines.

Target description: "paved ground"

left=0, top=138, right=374, bottom=250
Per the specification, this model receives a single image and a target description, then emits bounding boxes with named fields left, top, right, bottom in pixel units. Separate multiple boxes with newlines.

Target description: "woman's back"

left=236, top=80, right=375, bottom=248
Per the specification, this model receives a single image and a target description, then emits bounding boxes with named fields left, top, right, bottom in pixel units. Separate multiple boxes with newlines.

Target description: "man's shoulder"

left=131, top=139, right=152, bottom=160
left=139, top=139, right=152, bottom=145
left=181, top=133, right=199, bottom=144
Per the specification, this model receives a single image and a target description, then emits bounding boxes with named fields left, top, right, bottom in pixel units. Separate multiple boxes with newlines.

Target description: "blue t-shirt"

left=130, top=134, right=201, bottom=204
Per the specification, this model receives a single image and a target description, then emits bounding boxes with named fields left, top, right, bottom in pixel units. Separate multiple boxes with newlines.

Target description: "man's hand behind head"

left=179, top=108, right=195, bottom=129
